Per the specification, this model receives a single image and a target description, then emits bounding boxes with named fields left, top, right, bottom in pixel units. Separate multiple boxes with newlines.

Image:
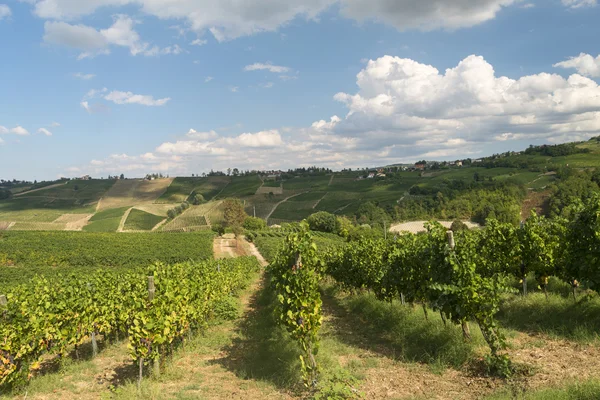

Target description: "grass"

left=123, top=208, right=164, bottom=231
left=270, top=200, right=317, bottom=220
left=321, top=282, right=483, bottom=370
left=486, top=379, right=600, bottom=400
left=497, top=291, right=600, bottom=343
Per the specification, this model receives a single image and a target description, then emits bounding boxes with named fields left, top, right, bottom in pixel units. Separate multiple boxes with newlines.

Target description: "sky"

left=1, top=0, right=600, bottom=181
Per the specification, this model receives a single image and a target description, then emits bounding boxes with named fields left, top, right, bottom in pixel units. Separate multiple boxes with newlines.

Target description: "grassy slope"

left=82, top=206, right=130, bottom=232
left=156, top=176, right=230, bottom=203
left=0, top=179, right=114, bottom=222
left=123, top=208, right=164, bottom=231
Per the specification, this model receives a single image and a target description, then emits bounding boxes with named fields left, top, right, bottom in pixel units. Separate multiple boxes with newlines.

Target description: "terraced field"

left=156, top=176, right=230, bottom=203
left=96, top=178, right=173, bottom=210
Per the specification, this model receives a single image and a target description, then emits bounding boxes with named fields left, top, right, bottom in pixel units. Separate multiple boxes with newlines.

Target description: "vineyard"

left=0, top=231, right=215, bottom=290
left=0, top=256, right=261, bottom=388
left=263, top=194, right=600, bottom=395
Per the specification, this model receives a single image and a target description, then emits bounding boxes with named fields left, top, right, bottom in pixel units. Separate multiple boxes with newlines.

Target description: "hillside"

left=1, top=138, right=599, bottom=231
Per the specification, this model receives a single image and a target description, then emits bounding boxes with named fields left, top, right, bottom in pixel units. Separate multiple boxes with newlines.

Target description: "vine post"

left=147, top=276, right=160, bottom=378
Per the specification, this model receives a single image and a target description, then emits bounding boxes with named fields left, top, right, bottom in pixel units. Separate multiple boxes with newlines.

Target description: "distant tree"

left=223, top=198, right=248, bottom=228
left=167, top=209, right=177, bottom=219
left=232, top=168, right=239, bottom=176
left=227, top=168, right=232, bottom=176
left=120, top=174, right=125, bottom=180
left=212, top=223, right=225, bottom=236
left=0, top=189, right=11, bottom=200
left=73, top=184, right=79, bottom=191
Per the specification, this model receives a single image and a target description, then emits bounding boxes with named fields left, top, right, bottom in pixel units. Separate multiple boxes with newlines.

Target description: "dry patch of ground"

left=0, top=221, right=14, bottom=230
left=390, top=220, right=480, bottom=234
left=214, top=234, right=246, bottom=259
left=521, top=189, right=552, bottom=219
left=13, top=182, right=68, bottom=197
left=54, top=214, right=94, bottom=231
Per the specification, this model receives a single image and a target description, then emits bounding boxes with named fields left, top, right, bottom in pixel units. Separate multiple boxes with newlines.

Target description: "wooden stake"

left=447, top=230, right=455, bottom=250
left=148, top=276, right=155, bottom=301
left=91, top=332, right=98, bottom=358
left=0, top=294, right=7, bottom=307
left=138, top=358, right=143, bottom=391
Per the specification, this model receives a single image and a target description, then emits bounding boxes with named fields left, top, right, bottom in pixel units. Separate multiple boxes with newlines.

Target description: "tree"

left=223, top=198, right=247, bottom=228
left=120, top=174, right=125, bottom=180
left=450, top=220, right=469, bottom=232
left=306, top=211, right=337, bottom=233
left=243, top=216, right=267, bottom=231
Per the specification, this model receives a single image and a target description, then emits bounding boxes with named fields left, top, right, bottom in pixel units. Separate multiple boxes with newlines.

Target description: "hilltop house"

left=415, top=162, right=426, bottom=171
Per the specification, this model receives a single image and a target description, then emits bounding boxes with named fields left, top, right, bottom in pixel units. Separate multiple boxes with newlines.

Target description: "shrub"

left=243, top=216, right=267, bottom=231
left=306, top=211, right=337, bottom=233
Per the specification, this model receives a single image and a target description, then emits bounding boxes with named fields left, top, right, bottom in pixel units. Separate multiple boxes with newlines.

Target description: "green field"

left=82, top=206, right=130, bottom=232
left=123, top=208, right=164, bottom=231
left=217, top=175, right=262, bottom=198
left=156, top=176, right=230, bottom=203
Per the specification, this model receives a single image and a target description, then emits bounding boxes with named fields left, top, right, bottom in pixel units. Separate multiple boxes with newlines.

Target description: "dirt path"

left=328, top=174, right=335, bottom=186
left=312, top=193, right=327, bottom=209
left=117, top=207, right=133, bottom=232
left=13, top=182, right=67, bottom=197
left=264, top=191, right=308, bottom=221
left=214, top=234, right=244, bottom=259
left=151, top=218, right=168, bottom=231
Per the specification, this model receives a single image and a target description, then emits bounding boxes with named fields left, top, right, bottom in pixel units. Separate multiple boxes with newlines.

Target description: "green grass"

left=321, top=282, right=482, bottom=370
left=123, top=208, right=164, bottom=231
left=497, top=292, right=600, bottom=343
left=486, top=379, right=600, bottom=400
left=287, top=191, right=325, bottom=202
left=156, top=176, right=230, bottom=203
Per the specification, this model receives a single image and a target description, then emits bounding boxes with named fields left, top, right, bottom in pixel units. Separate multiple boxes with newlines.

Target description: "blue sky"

left=1, top=0, right=600, bottom=180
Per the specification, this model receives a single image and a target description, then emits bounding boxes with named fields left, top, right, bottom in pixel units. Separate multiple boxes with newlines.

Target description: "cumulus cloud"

left=554, top=53, right=600, bottom=77
left=26, top=0, right=546, bottom=42
left=51, top=122, right=61, bottom=127
left=191, top=39, right=207, bottom=46
left=38, top=128, right=53, bottom=136
left=10, top=126, right=30, bottom=136
left=70, top=53, right=600, bottom=176
left=44, top=15, right=184, bottom=58
left=244, top=63, right=291, bottom=73
left=0, top=4, right=11, bottom=20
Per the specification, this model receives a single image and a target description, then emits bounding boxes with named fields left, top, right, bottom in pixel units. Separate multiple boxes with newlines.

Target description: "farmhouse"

left=415, top=162, right=426, bottom=171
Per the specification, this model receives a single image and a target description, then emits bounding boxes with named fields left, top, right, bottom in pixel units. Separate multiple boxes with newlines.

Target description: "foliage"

left=0, top=231, right=215, bottom=277
left=0, top=257, right=260, bottom=388
left=243, top=216, right=267, bottom=231
left=270, top=222, right=324, bottom=386
left=223, top=198, right=248, bottom=228
left=307, top=211, right=337, bottom=233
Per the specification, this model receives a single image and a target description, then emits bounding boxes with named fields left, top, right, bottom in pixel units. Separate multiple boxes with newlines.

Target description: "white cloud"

left=74, top=72, right=96, bottom=80
left=44, top=21, right=108, bottom=51
left=104, top=90, right=171, bottom=106
left=0, top=126, right=8, bottom=134
left=261, top=82, right=274, bottom=88
left=562, top=0, right=597, bottom=8
left=0, top=4, right=11, bottom=20
left=228, top=130, right=283, bottom=148
left=70, top=52, right=600, bottom=175
left=229, top=86, right=239, bottom=93
left=191, top=39, right=207, bottom=46
left=44, top=15, right=183, bottom=58
left=186, top=129, right=219, bottom=140
left=244, top=62, right=291, bottom=73
left=38, top=128, right=53, bottom=136
left=339, top=0, right=519, bottom=31
left=554, top=53, right=600, bottom=77
left=10, top=126, right=30, bottom=136
left=205, top=76, right=213, bottom=82
left=27, top=0, right=548, bottom=42
left=51, top=122, right=61, bottom=127
left=81, top=101, right=91, bottom=112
